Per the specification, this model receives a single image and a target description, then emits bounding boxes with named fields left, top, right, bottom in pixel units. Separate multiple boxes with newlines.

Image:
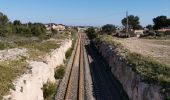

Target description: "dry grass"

left=17, top=40, right=61, bottom=60
left=0, top=58, right=28, bottom=99
left=0, top=32, right=70, bottom=98
left=97, top=35, right=170, bottom=94
left=113, top=37, right=170, bottom=66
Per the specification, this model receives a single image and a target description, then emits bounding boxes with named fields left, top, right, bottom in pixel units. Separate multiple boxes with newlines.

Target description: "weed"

left=54, top=65, right=65, bottom=79
left=65, top=48, right=73, bottom=59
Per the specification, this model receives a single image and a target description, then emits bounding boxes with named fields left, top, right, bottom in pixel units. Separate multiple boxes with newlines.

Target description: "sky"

left=0, top=0, right=170, bottom=26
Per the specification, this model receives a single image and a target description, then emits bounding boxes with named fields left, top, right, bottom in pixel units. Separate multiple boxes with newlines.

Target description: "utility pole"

left=27, top=22, right=28, bottom=28
left=126, top=11, right=129, bottom=35
left=50, top=18, right=52, bottom=32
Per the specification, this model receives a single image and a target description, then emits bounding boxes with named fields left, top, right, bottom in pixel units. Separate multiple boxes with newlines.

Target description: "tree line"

left=86, top=14, right=170, bottom=39
left=0, top=12, right=46, bottom=37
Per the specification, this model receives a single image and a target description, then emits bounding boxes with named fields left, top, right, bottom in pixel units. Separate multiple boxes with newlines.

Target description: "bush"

left=87, top=32, right=97, bottom=40
left=0, top=42, right=7, bottom=50
left=42, top=82, right=56, bottom=100
left=101, top=24, right=116, bottom=35
left=86, top=27, right=97, bottom=39
left=12, top=22, right=46, bottom=37
left=65, top=48, right=73, bottom=59
left=114, top=33, right=129, bottom=38
left=54, top=65, right=65, bottom=79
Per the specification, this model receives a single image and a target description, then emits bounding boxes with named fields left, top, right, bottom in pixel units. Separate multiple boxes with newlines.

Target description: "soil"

left=115, top=37, right=170, bottom=65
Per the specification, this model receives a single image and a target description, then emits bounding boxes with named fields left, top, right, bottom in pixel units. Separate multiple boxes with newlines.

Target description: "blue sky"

left=0, top=0, right=170, bottom=26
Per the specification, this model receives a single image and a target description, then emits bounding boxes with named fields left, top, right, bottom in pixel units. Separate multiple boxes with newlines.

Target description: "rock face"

left=94, top=41, right=165, bottom=100
left=3, top=39, right=72, bottom=100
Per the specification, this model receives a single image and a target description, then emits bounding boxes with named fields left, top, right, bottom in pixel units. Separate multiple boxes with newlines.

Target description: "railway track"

left=55, top=33, right=127, bottom=100
left=55, top=33, right=85, bottom=100
left=64, top=33, right=85, bottom=100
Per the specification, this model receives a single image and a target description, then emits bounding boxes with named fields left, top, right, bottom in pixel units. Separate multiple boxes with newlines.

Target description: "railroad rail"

left=55, top=32, right=127, bottom=100
left=55, top=33, right=85, bottom=100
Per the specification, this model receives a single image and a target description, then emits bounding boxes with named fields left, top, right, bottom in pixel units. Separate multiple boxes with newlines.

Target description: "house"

left=44, top=24, right=51, bottom=30
left=134, top=30, right=144, bottom=37
left=157, top=27, right=170, bottom=32
left=52, top=24, right=65, bottom=31
left=45, top=23, right=66, bottom=31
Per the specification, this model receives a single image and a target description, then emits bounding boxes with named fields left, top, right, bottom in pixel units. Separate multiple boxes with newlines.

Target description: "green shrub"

left=0, top=42, right=7, bottom=50
left=54, top=65, right=65, bottom=79
left=42, top=82, right=56, bottom=100
left=86, top=27, right=97, bottom=39
left=65, top=48, right=73, bottom=59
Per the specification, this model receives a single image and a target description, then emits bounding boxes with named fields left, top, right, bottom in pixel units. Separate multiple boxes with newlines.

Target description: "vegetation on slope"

left=0, top=12, right=77, bottom=99
left=96, top=35, right=170, bottom=94
left=42, top=82, right=56, bottom=100
left=54, top=65, right=65, bottom=79
left=0, top=58, right=27, bottom=99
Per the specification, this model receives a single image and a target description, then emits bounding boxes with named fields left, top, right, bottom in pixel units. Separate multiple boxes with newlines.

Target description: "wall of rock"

left=94, top=41, right=165, bottom=100
left=3, top=39, right=72, bottom=100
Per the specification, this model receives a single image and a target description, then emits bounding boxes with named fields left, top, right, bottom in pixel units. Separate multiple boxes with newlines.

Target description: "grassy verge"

left=0, top=58, right=27, bottom=99
left=65, top=32, right=77, bottom=59
left=51, top=32, right=70, bottom=39
left=96, top=35, right=170, bottom=95
left=14, top=38, right=60, bottom=60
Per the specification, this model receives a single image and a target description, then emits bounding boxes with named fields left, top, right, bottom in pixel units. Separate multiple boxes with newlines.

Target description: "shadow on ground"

left=85, top=41, right=129, bottom=100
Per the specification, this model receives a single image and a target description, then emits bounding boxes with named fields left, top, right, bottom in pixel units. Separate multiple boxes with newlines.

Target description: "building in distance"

left=44, top=23, right=66, bottom=31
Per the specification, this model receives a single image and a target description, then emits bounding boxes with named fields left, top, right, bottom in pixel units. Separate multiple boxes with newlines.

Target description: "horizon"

left=0, top=0, right=170, bottom=26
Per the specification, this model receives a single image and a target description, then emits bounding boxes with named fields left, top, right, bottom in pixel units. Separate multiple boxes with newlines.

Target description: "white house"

left=45, top=23, right=66, bottom=31
left=134, top=30, right=144, bottom=37
left=52, top=24, right=65, bottom=31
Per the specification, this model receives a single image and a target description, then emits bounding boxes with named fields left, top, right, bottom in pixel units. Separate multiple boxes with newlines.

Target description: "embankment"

left=94, top=39, right=169, bottom=100
left=3, top=39, right=72, bottom=100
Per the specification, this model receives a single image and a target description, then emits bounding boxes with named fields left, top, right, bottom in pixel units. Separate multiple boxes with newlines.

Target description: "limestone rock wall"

left=3, top=39, right=72, bottom=100
left=94, top=41, right=164, bottom=100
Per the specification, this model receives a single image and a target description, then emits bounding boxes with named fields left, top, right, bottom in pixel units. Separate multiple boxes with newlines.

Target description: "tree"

left=0, top=12, right=10, bottom=36
left=153, top=16, right=170, bottom=30
left=13, top=20, right=21, bottom=26
left=0, top=12, right=9, bottom=25
left=146, top=24, right=153, bottom=30
left=31, top=23, right=46, bottom=36
left=122, top=15, right=142, bottom=30
left=85, top=27, right=97, bottom=39
left=101, top=24, right=116, bottom=35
